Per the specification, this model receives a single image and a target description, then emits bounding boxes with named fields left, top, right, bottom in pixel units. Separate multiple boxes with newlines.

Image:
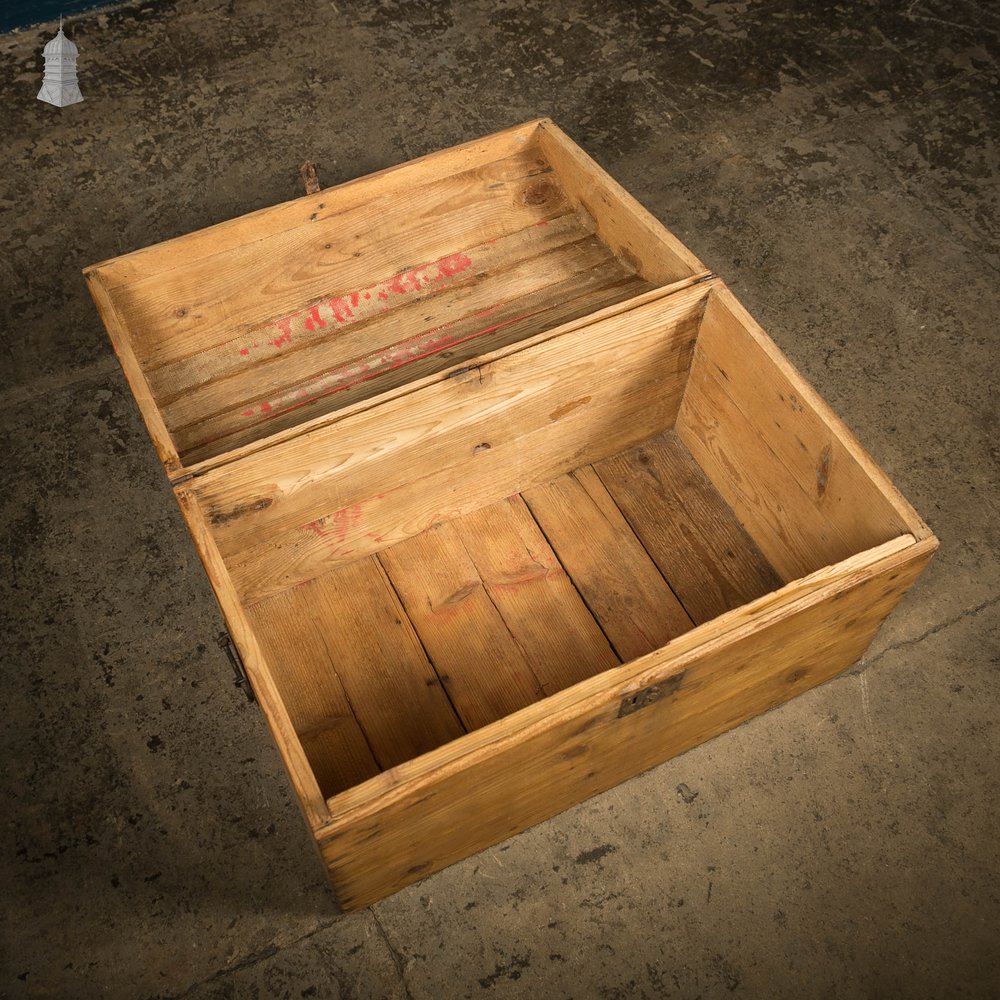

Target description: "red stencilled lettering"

left=236, top=249, right=476, bottom=360
left=301, top=502, right=366, bottom=557
left=303, top=305, right=326, bottom=332
left=243, top=303, right=546, bottom=424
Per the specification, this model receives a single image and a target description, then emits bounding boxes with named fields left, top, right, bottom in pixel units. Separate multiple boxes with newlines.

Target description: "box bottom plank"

left=245, top=429, right=780, bottom=798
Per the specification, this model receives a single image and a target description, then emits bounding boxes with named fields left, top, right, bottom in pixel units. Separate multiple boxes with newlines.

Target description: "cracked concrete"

left=1, top=0, right=998, bottom=997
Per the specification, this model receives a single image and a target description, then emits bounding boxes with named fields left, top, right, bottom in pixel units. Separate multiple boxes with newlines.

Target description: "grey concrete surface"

left=1, top=1, right=997, bottom=997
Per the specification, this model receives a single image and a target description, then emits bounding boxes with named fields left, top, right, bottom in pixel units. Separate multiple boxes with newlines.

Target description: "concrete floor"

left=1, top=0, right=998, bottom=997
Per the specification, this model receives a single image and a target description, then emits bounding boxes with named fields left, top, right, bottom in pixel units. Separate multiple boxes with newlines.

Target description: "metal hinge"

left=216, top=631, right=256, bottom=704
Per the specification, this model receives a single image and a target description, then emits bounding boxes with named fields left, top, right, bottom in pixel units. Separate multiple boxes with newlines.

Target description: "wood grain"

left=316, top=535, right=936, bottom=909
left=523, top=467, right=694, bottom=661
left=287, top=558, right=465, bottom=771
left=456, top=496, right=620, bottom=694
left=536, top=120, right=707, bottom=286
left=245, top=585, right=379, bottom=797
left=595, top=431, right=783, bottom=623
left=684, top=287, right=923, bottom=548
left=152, top=210, right=587, bottom=403
left=378, top=522, right=547, bottom=731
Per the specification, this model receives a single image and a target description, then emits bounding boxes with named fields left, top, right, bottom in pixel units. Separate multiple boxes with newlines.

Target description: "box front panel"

left=317, top=537, right=935, bottom=910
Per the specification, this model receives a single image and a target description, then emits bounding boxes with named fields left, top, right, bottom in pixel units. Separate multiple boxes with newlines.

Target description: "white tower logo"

left=38, top=18, right=84, bottom=108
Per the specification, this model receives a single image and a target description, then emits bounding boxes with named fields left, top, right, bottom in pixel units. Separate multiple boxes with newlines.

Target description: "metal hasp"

left=618, top=683, right=664, bottom=717
left=216, top=631, right=256, bottom=703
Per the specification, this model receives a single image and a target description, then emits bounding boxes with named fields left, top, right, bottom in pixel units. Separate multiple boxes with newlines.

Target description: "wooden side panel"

left=85, top=272, right=183, bottom=476
left=523, top=468, right=694, bottom=661
left=678, top=288, right=922, bottom=561
left=378, top=523, right=547, bottom=731
left=246, top=586, right=380, bottom=798
left=172, top=488, right=329, bottom=827
left=86, top=120, right=550, bottom=290
left=456, top=496, right=620, bottom=693
left=536, top=120, right=707, bottom=286
left=595, top=432, right=782, bottom=622
left=189, top=286, right=706, bottom=605
left=317, top=537, right=936, bottom=910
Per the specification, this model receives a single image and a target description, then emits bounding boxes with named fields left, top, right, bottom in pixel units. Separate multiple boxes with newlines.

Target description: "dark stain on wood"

left=816, top=444, right=832, bottom=499
left=523, top=180, right=556, bottom=206
left=209, top=496, right=273, bottom=526
left=549, top=396, right=591, bottom=422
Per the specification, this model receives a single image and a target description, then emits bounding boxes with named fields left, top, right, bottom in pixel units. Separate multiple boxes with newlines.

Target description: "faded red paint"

left=243, top=303, right=547, bottom=424
left=303, top=305, right=326, bottom=332
left=302, top=501, right=372, bottom=561
left=236, top=249, right=476, bottom=360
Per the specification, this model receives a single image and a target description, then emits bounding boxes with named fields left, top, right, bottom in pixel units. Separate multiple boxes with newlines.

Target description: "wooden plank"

left=523, top=467, right=694, bottom=662
left=378, top=523, right=546, bottom=730
left=85, top=119, right=550, bottom=289
left=155, top=213, right=655, bottom=465
left=316, top=535, right=936, bottom=909
left=296, top=557, right=466, bottom=770
left=84, top=271, right=183, bottom=477
left=190, top=285, right=708, bottom=605
left=245, top=585, right=379, bottom=797
left=456, top=496, right=619, bottom=693
left=177, top=268, right=653, bottom=467
left=536, top=120, right=707, bottom=286
left=678, top=351, right=856, bottom=581
left=152, top=210, right=596, bottom=412
left=595, top=431, right=783, bottom=623
left=688, top=287, right=926, bottom=544
left=111, top=150, right=570, bottom=374
left=171, top=487, right=329, bottom=827
left=175, top=273, right=708, bottom=482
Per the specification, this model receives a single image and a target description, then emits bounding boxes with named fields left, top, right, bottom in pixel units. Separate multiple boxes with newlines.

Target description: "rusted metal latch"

left=217, top=631, right=256, bottom=704
left=618, top=683, right=664, bottom=717
left=299, top=160, right=321, bottom=195
left=617, top=672, right=684, bottom=718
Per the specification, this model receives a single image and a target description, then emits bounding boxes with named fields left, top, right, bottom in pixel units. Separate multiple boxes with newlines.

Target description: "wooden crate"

left=85, top=119, right=936, bottom=910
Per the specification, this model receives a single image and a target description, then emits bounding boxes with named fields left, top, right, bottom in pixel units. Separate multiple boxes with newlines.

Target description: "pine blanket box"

left=84, top=118, right=937, bottom=910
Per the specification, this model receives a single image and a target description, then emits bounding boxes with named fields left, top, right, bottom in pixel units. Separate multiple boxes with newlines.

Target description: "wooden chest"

left=85, top=119, right=937, bottom=910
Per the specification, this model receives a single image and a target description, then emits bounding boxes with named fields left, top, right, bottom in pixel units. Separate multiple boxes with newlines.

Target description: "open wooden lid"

left=84, top=119, right=708, bottom=482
